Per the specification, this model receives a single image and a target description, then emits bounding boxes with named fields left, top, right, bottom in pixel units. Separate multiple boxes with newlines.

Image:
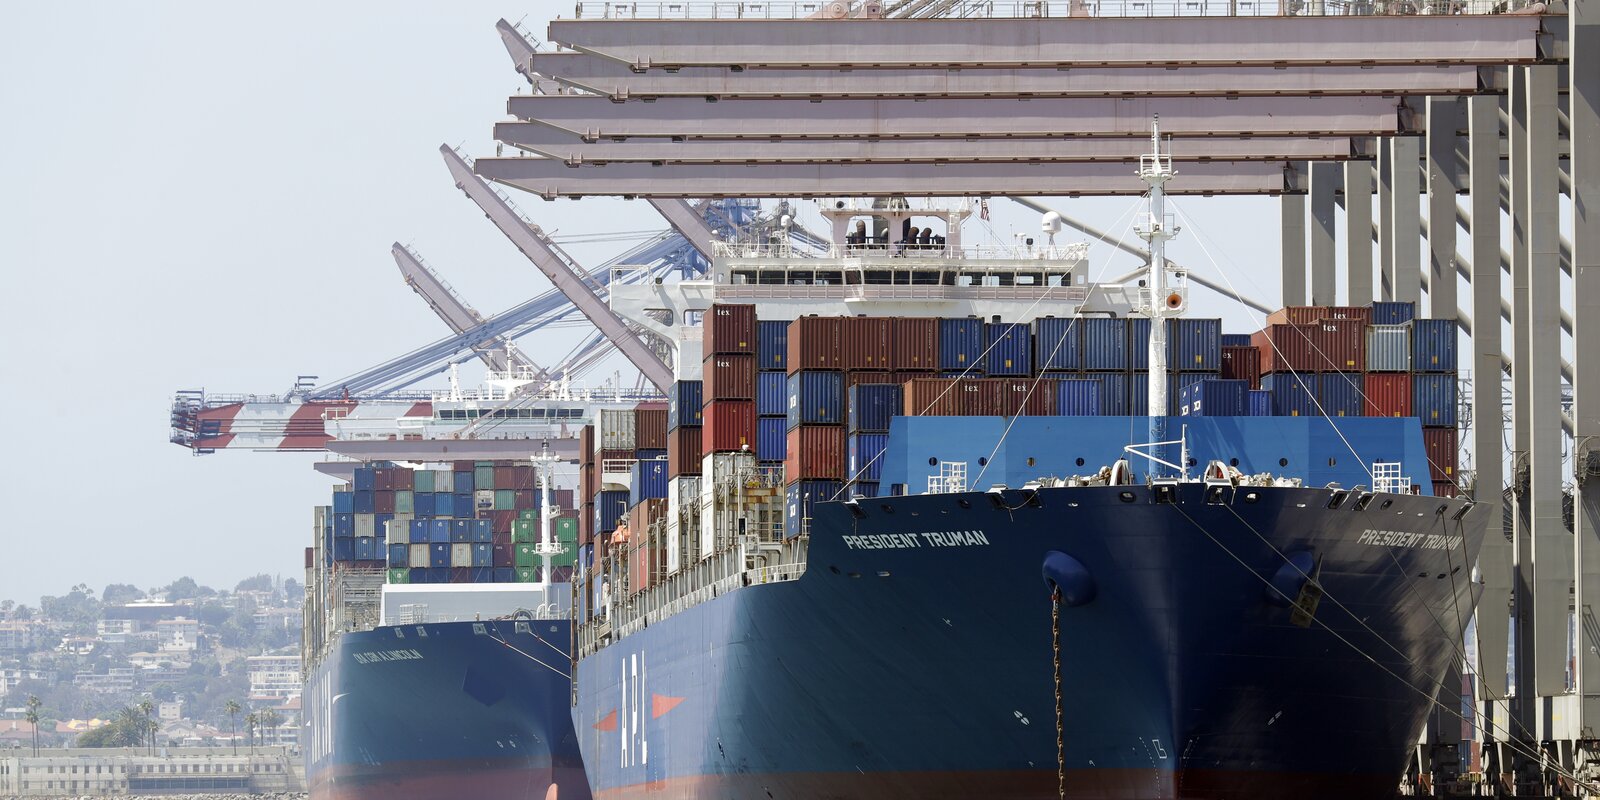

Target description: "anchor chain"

left=1053, top=588, right=1065, bottom=800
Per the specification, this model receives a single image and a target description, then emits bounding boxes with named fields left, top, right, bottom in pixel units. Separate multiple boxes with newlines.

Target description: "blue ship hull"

left=572, top=420, right=1486, bottom=799
left=305, top=618, right=589, bottom=800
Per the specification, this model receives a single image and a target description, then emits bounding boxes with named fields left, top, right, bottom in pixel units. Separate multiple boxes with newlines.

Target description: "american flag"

left=978, top=198, right=990, bottom=221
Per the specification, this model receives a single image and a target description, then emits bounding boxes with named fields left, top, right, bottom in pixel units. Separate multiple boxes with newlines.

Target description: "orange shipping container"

left=788, top=316, right=844, bottom=372
left=902, top=378, right=960, bottom=416
left=1423, top=427, right=1459, bottom=483
left=991, top=378, right=1059, bottom=416
left=1362, top=373, right=1412, bottom=417
left=702, top=400, right=756, bottom=452
left=634, top=405, right=669, bottom=451
left=1266, top=306, right=1331, bottom=325
left=841, top=317, right=893, bottom=371
left=1220, top=346, right=1262, bottom=389
left=1253, top=324, right=1320, bottom=375
left=704, top=303, right=756, bottom=355
left=891, top=317, right=940, bottom=371
left=785, top=425, right=846, bottom=480
left=704, top=353, right=756, bottom=401
left=667, top=426, right=703, bottom=477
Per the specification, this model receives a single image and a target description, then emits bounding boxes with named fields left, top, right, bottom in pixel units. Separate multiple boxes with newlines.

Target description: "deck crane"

left=392, top=242, right=543, bottom=377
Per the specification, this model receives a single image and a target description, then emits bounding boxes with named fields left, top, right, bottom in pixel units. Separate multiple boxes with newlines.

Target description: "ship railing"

left=716, top=283, right=1090, bottom=303
left=713, top=241, right=1088, bottom=263
left=575, top=0, right=1506, bottom=17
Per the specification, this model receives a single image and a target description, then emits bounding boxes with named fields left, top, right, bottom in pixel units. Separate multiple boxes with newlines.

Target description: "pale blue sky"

left=0, top=3, right=1286, bottom=605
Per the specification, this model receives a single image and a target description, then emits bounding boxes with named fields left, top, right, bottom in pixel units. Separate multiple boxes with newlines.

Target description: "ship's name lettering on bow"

left=352, top=649, right=425, bottom=664
left=842, top=530, right=990, bottom=550
left=1357, top=529, right=1463, bottom=551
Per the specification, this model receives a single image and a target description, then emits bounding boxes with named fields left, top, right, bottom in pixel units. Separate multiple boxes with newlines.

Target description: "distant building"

left=56, top=637, right=96, bottom=656
left=246, top=654, right=301, bottom=703
left=0, top=667, right=51, bottom=697
left=0, top=622, right=47, bottom=654
left=155, top=619, right=199, bottom=652
left=157, top=701, right=183, bottom=723
left=95, top=619, right=141, bottom=644
left=71, top=669, right=135, bottom=695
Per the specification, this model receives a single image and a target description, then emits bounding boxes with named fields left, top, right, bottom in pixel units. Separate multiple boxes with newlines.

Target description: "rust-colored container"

left=1423, top=427, right=1459, bottom=483
left=842, top=316, right=893, bottom=371
left=375, top=491, right=395, bottom=514
left=785, top=425, right=846, bottom=480
left=305, top=547, right=314, bottom=569
left=1253, top=324, right=1320, bottom=374
left=634, top=405, right=669, bottom=451
left=628, top=497, right=666, bottom=540
left=1362, top=373, right=1413, bottom=417
left=490, top=510, right=516, bottom=534
left=703, top=353, right=757, bottom=401
left=494, top=465, right=516, bottom=490
left=1322, top=306, right=1373, bottom=326
left=1220, top=346, right=1262, bottom=389
left=453, top=460, right=476, bottom=473
left=1312, top=319, right=1365, bottom=372
left=955, top=379, right=1001, bottom=416
left=389, top=467, right=413, bottom=491
left=704, top=303, right=757, bottom=355
left=1434, top=482, right=1458, bottom=498
left=788, top=316, right=844, bottom=372
left=702, top=400, right=757, bottom=452
left=667, top=426, right=704, bottom=477
left=990, top=378, right=1058, bottom=416
left=1266, top=306, right=1331, bottom=325
left=580, top=462, right=596, bottom=505
left=891, top=318, right=940, bottom=371
left=374, top=468, right=394, bottom=492
left=515, top=490, right=535, bottom=509
left=579, top=501, right=594, bottom=546
left=845, top=371, right=893, bottom=388
left=579, top=425, right=595, bottom=465
left=902, top=378, right=960, bottom=416
left=598, top=449, right=633, bottom=466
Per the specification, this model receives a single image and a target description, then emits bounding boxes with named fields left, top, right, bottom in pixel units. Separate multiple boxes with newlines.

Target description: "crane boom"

left=391, top=243, right=542, bottom=376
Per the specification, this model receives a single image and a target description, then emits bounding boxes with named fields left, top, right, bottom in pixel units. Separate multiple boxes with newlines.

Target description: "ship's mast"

left=535, top=441, right=555, bottom=592
left=1137, top=117, right=1178, bottom=474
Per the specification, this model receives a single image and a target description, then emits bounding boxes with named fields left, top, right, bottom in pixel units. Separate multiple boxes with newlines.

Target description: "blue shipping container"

left=1318, top=373, right=1363, bottom=417
left=409, top=519, right=429, bottom=541
left=454, top=471, right=474, bottom=493
left=938, top=318, right=984, bottom=372
left=1126, top=374, right=1201, bottom=416
left=758, top=320, right=788, bottom=372
left=1171, top=318, right=1223, bottom=372
left=1247, top=389, right=1272, bottom=417
left=1033, top=317, right=1082, bottom=372
left=757, top=372, right=788, bottom=416
left=472, top=543, right=493, bottom=568
left=333, top=513, right=354, bottom=538
left=409, top=568, right=430, bottom=584
left=1056, top=378, right=1103, bottom=415
left=630, top=459, right=669, bottom=506
left=1413, top=374, right=1458, bottom=427
left=429, top=543, right=450, bottom=569
left=848, top=383, right=902, bottom=434
left=354, top=537, right=377, bottom=561
left=595, top=490, right=629, bottom=533
left=472, top=519, right=492, bottom=543
left=332, top=538, right=354, bottom=561
left=451, top=520, right=472, bottom=543
left=757, top=417, right=787, bottom=462
left=1179, top=378, right=1248, bottom=416
left=1411, top=319, right=1458, bottom=372
left=454, top=493, right=472, bottom=518
left=1085, top=372, right=1127, bottom=415
left=849, top=481, right=880, bottom=500
left=353, top=467, right=375, bottom=492
left=434, top=492, right=454, bottom=518
left=375, top=514, right=392, bottom=542
left=1371, top=301, right=1417, bottom=326
left=848, top=433, right=889, bottom=482
left=1220, top=334, right=1255, bottom=348
left=426, top=567, right=450, bottom=584
left=413, top=491, right=436, bottom=517
left=427, top=519, right=450, bottom=544
left=984, top=323, right=1032, bottom=376
left=353, top=491, right=375, bottom=514
left=388, top=543, right=409, bottom=568
left=636, top=449, right=667, bottom=461
left=787, top=371, right=845, bottom=428
left=1081, top=318, right=1129, bottom=371
left=332, top=491, right=354, bottom=513
left=1128, top=318, right=1151, bottom=371
left=784, top=480, right=844, bottom=539
left=494, top=567, right=515, bottom=583
left=1262, top=373, right=1321, bottom=417
left=669, top=380, right=704, bottom=429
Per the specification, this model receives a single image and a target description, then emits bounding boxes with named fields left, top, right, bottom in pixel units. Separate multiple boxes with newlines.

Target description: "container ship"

left=302, top=456, right=592, bottom=800
left=567, top=138, right=1489, bottom=799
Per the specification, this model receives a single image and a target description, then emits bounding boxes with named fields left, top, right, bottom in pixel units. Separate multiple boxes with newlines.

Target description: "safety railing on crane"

left=575, top=0, right=1509, bottom=18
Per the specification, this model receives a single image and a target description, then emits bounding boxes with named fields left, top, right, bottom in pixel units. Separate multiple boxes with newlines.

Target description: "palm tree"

left=24, top=696, right=41, bottom=756
left=258, top=708, right=283, bottom=749
left=137, top=700, right=154, bottom=755
left=245, top=712, right=258, bottom=756
left=224, top=700, right=241, bottom=755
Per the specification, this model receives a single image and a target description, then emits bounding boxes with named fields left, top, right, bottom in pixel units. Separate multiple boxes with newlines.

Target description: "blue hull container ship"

left=575, top=131, right=1488, bottom=799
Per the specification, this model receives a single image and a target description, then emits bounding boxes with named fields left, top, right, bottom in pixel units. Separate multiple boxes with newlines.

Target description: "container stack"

left=323, top=462, right=577, bottom=586
left=756, top=319, right=789, bottom=468
left=847, top=382, right=901, bottom=499
left=704, top=304, right=758, bottom=454
left=786, top=316, right=848, bottom=530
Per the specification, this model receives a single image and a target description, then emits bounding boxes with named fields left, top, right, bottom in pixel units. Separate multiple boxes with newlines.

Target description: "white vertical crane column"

left=1389, top=136, right=1424, bottom=307
left=1427, top=97, right=1462, bottom=319
left=1572, top=0, right=1600, bottom=731
left=1379, top=141, right=1396, bottom=299
left=1507, top=67, right=1538, bottom=736
left=1523, top=65, right=1568, bottom=701
left=1468, top=92, right=1512, bottom=743
left=1308, top=162, right=1338, bottom=306
left=1281, top=192, right=1307, bottom=307
left=1346, top=161, right=1375, bottom=305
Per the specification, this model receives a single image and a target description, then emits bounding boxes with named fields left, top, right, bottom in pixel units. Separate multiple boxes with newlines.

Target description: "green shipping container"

left=387, top=568, right=409, bottom=584
left=476, top=466, right=497, bottom=490
left=515, top=567, right=540, bottom=583
left=395, top=491, right=414, bottom=514
left=519, top=509, right=538, bottom=521
left=513, top=520, right=537, bottom=544
left=556, top=518, right=578, bottom=538
left=413, top=470, right=435, bottom=493
left=515, top=544, right=540, bottom=568
left=495, top=490, right=516, bottom=510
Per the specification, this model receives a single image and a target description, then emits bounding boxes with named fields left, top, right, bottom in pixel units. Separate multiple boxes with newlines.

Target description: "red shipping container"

left=842, top=316, right=893, bottom=370
left=892, top=370, right=938, bottom=383
left=1253, top=324, right=1320, bottom=374
left=891, top=317, right=940, bottom=372
left=1220, top=346, right=1262, bottom=389
left=1266, top=306, right=1331, bottom=325
left=491, top=510, right=517, bottom=534
left=634, top=405, right=668, bottom=451
left=554, top=489, right=575, bottom=511
left=494, top=465, right=516, bottom=490
left=305, top=547, right=314, bottom=569
left=845, top=371, right=893, bottom=388
left=1423, top=427, right=1459, bottom=483
left=785, top=425, right=846, bottom=480
left=957, top=379, right=1003, bottom=416
left=668, top=426, right=704, bottom=477
left=1362, top=373, right=1412, bottom=417
left=374, top=468, right=394, bottom=491
left=492, top=543, right=513, bottom=568
left=390, top=467, right=413, bottom=491
left=1312, top=319, right=1365, bottom=372
left=515, top=490, right=535, bottom=509
left=903, top=378, right=960, bottom=416
left=492, top=531, right=512, bottom=549
left=704, top=303, right=757, bottom=355
left=1434, top=482, right=1458, bottom=499
left=580, top=501, right=595, bottom=545
left=580, top=462, right=596, bottom=507
left=453, top=460, right=476, bottom=473
left=788, top=316, right=844, bottom=372
left=702, top=400, right=757, bottom=452
left=703, top=353, right=757, bottom=401
left=375, top=491, right=395, bottom=514
left=598, top=449, right=634, bottom=470
left=991, top=377, right=1058, bottom=416
left=579, top=425, right=595, bottom=466
left=1323, top=306, right=1373, bottom=326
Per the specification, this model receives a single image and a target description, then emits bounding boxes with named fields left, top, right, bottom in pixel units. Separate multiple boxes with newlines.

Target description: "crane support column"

left=441, top=145, right=674, bottom=391
left=646, top=199, right=720, bottom=259
left=1281, top=191, right=1307, bottom=307
left=1346, top=160, right=1375, bottom=305
left=1379, top=139, right=1396, bottom=299
left=1428, top=97, right=1462, bottom=319
left=1572, top=0, right=1600, bottom=736
left=1469, top=93, right=1511, bottom=748
left=1388, top=136, right=1423, bottom=306
left=1308, top=162, right=1338, bottom=306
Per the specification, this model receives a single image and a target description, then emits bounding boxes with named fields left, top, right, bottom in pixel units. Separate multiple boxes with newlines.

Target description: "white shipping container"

left=354, top=514, right=376, bottom=538
left=386, top=520, right=409, bottom=544
left=666, top=476, right=702, bottom=574
left=700, top=452, right=757, bottom=560
left=451, top=543, right=473, bottom=568
left=597, top=408, right=637, bottom=453
left=476, top=490, right=496, bottom=511
left=409, top=544, right=430, bottom=569
left=435, top=469, right=455, bottom=494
